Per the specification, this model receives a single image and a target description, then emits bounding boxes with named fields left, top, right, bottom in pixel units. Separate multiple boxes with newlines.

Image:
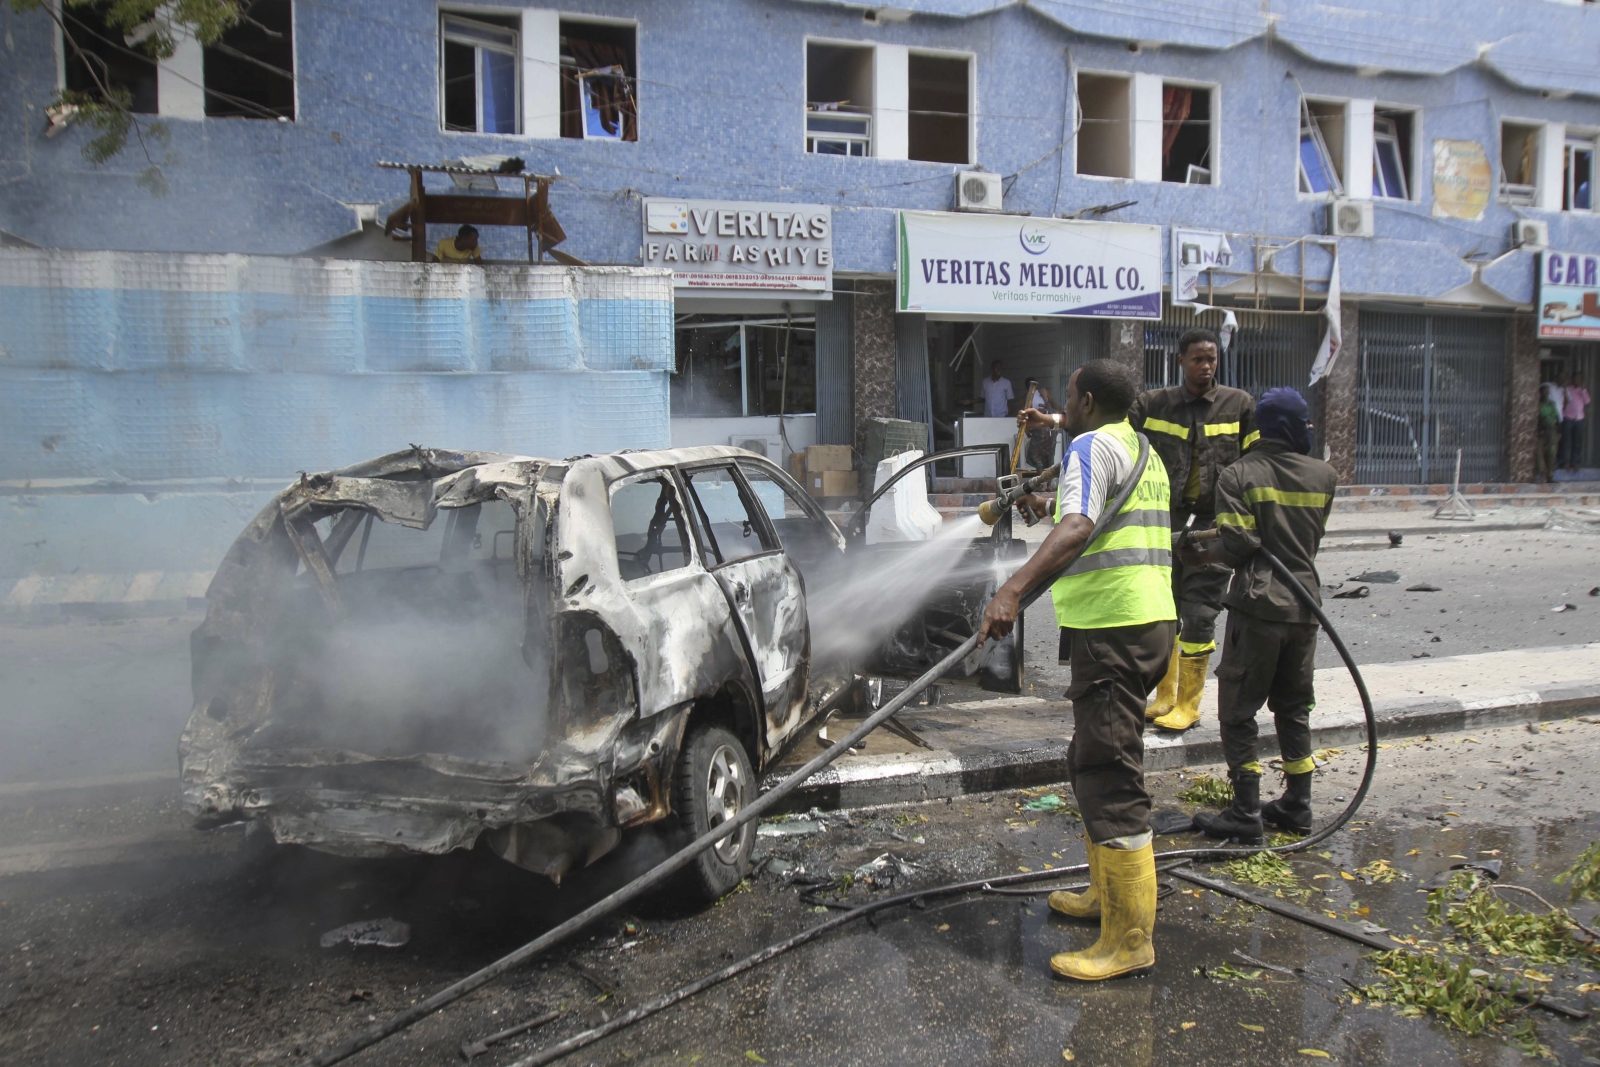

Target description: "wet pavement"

left=6, top=718, right=1600, bottom=1065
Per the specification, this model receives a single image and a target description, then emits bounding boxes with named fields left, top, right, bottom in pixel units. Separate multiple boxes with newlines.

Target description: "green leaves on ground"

left=1354, top=857, right=1409, bottom=884
left=1220, top=850, right=1297, bottom=889
left=1361, top=951, right=1546, bottom=1056
left=1555, top=840, right=1600, bottom=903
left=1177, top=775, right=1233, bottom=808
left=1197, top=962, right=1262, bottom=982
left=1427, top=872, right=1597, bottom=966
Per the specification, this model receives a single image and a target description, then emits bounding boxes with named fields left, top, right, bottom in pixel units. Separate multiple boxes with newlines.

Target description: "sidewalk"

left=762, top=642, right=1600, bottom=812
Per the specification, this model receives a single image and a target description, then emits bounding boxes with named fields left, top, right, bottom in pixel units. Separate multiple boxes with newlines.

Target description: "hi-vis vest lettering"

left=1052, top=422, right=1178, bottom=630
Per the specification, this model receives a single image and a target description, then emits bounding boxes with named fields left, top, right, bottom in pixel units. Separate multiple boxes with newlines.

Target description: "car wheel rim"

left=704, top=744, right=748, bottom=865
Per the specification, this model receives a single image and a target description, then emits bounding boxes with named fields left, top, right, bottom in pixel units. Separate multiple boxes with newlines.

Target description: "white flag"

left=1308, top=244, right=1342, bottom=385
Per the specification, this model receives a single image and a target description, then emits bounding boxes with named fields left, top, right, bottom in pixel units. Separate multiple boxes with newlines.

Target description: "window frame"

left=1158, top=77, right=1219, bottom=186
left=439, top=10, right=523, bottom=136
left=1073, top=69, right=1134, bottom=180
left=803, top=37, right=877, bottom=159
left=906, top=46, right=975, bottom=166
left=1371, top=111, right=1413, bottom=201
left=1565, top=133, right=1596, bottom=213
left=606, top=469, right=699, bottom=583
left=676, top=462, right=782, bottom=571
left=558, top=15, right=639, bottom=142
left=1498, top=119, right=1542, bottom=206
left=1297, top=96, right=1345, bottom=198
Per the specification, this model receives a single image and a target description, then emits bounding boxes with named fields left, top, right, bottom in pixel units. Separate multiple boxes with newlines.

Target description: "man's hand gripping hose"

left=299, top=437, right=1378, bottom=1067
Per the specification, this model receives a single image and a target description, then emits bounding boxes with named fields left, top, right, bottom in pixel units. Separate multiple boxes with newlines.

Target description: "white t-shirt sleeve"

left=1057, top=432, right=1122, bottom=523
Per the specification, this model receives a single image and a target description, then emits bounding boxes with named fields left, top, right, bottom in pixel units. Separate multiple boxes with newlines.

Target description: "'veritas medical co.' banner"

left=897, top=211, right=1162, bottom=318
left=1539, top=250, right=1600, bottom=341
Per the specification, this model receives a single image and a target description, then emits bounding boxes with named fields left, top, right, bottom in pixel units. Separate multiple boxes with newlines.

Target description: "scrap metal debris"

left=1351, top=570, right=1401, bottom=584
left=1552, top=603, right=1578, bottom=613
left=460, top=1008, right=560, bottom=1060
left=1406, top=583, right=1442, bottom=592
left=319, top=918, right=411, bottom=949
left=1332, top=585, right=1370, bottom=599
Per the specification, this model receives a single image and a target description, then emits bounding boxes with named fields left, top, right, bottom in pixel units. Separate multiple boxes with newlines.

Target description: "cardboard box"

left=788, top=451, right=806, bottom=482
left=807, top=470, right=859, bottom=498
left=805, top=444, right=853, bottom=473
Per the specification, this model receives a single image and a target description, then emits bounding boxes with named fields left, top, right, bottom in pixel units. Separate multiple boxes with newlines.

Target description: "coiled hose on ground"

left=300, top=441, right=1378, bottom=1067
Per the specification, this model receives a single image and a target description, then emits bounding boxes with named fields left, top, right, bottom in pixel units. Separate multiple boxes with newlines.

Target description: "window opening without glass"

left=1076, top=73, right=1131, bottom=179
left=560, top=20, right=637, bottom=140
left=908, top=53, right=969, bottom=164
left=441, top=12, right=520, bottom=134
left=672, top=316, right=817, bottom=418
left=1500, top=122, right=1540, bottom=205
left=60, top=3, right=158, bottom=114
left=1161, top=83, right=1212, bottom=184
left=1566, top=137, right=1595, bottom=212
left=1372, top=111, right=1412, bottom=200
left=610, top=476, right=691, bottom=581
left=684, top=468, right=773, bottom=567
left=806, top=42, right=873, bottom=156
left=203, top=0, right=294, bottom=119
left=1298, top=99, right=1345, bottom=196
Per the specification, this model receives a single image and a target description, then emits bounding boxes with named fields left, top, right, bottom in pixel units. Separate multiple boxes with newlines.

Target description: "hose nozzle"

left=978, top=497, right=1007, bottom=526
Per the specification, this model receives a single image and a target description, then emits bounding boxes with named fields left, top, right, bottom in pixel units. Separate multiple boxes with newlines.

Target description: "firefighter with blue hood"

left=1178, top=387, right=1337, bottom=843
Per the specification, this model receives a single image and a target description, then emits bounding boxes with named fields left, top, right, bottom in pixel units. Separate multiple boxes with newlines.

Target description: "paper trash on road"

left=320, top=917, right=411, bottom=949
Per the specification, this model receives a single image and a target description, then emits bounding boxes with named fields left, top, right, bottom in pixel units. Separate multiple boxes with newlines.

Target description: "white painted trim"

left=1131, top=72, right=1164, bottom=183
left=158, top=20, right=206, bottom=120
left=522, top=8, right=560, bottom=139
left=874, top=42, right=909, bottom=161
left=1539, top=121, right=1566, bottom=212
left=1344, top=98, right=1375, bottom=201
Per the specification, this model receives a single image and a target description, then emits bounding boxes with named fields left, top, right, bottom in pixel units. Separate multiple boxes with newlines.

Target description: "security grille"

left=1142, top=303, right=1323, bottom=398
left=1355, top=312, right=1506, bottom=484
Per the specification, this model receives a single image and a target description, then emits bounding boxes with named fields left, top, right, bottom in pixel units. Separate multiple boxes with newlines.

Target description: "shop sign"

left=1431, top=139, right=1492, bottom=221
left=896, top=211, right=1161, bottom=318
left=1171, top=228, right=1234, bottom=306
left=1538, top=250, right=1600, bottom=341
left=641, top=198, right=831, bottom=293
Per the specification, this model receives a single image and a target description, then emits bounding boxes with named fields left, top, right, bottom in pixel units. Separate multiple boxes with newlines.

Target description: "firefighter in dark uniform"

left=1128, top=327, right=1256, bottom=733
left=1180, top=387, right=1336, bottom=843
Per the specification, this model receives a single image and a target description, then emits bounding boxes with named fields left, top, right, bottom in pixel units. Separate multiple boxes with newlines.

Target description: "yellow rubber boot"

left=1051, top=842, right=1156, bottom=981
left=1145, top=638, right=1180, bottom=720
left=1153, top=651, right=1210, bottom=732
left=1048, top=845, right=1099, bottom=920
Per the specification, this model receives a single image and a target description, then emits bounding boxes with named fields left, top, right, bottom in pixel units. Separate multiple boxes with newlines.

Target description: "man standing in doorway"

left=982, top=360, right=1015, bottom=418
left=1128, top=328, right=1256, bottom=732
left=980, top=359, right=1175, bottom=982
left=1562, top=371, right=1591, bottom=474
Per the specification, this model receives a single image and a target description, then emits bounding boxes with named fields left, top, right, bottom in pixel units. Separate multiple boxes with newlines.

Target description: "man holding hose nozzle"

left=1179, top=387, right=1336, bottom=844
left=979, top=359, right=1175, bottom=982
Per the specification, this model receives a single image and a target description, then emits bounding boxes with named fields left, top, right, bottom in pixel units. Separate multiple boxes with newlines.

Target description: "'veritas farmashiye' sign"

left=896, top=211, right=1162, bottom=318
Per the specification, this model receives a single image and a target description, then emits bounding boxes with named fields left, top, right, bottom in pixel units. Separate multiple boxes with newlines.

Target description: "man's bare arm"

left=977, top=513, right=1094, bottom=644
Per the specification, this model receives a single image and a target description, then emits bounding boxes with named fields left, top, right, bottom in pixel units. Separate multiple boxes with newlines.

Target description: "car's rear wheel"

left=669, top=724, right=755, bottom=902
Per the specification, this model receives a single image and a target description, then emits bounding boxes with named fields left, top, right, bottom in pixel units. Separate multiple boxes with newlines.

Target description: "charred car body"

left=182, top=445, right=1024, bottom=899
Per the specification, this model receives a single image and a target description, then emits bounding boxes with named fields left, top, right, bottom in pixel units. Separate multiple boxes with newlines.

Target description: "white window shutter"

left=1345, top=99, right=1375, bottom=201
left=874, top=44, right=908, bottom=160
left=522, top=9, right=561, bottom=139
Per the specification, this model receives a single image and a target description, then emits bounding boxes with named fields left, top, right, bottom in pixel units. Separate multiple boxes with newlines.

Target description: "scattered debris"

left=1220, top=851, right=1297, bottom=889
left=758, top=818, right=825, bottom=838
left=1352, top=570, right=1401, bottom=584
left=1412, top=652, right=1432, bottom=659
left=1022, top=794, right=1068, bottom=812
left=1590, top=586, right=1599, bottom=597
left=459, top=1008, right=560, bottom=1060
left=1406, top=583, right=1442, bottom=592
left=1361, top=952, right=1545, bottom=1054
left=1332, top=585, right=1371, bottom=599
left=851, top=853, right=917, bottom=889
left=1177, top=775, right=1234, bottom=808
left=568, top=961, right=618, bottom=997
left=1428, top=871, right=1596, bottom=965
left=1552, top=603, right=1578, bottom=613
left=1388, top=532, right=1404, bottom=547
left=1431, top=635, right=1441, bottom=642
left=1353, top=858, right=1409, bottom=884
left=1556, top=841, right=1600, bottom=902
left=319, top=918, right=411, bottom=949
left=1198, top=962, right=1263, bottom=983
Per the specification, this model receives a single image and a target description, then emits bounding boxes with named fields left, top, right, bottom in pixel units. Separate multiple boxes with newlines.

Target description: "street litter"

left=1590, top=586, right=1599, bottom=597
left=319, top=918, right=411, bottom=949
left=1352, top=570, right=1401, bottom=583
left=851, top=853, right=917, bottom=887
left=1552, top=603, right=1578, bottom=612
left=1406, top=583, right=1442, bottom=592
left=758, top=818, right=825, bottom=837
left=460, top=1008, right=560, bottom=1060
left=1332, top=585, right=1371, bottom=599
left=1023, top=794, right=1068, bottom=812
left=1388, top=532, right=1404, bottom=547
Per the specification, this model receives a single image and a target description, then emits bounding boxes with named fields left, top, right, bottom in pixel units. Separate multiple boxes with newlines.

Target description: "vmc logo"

left=1019, top=223, right=1051, bottom=256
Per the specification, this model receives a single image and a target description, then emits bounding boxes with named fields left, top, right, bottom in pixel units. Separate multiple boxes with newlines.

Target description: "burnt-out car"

left=181, top=445, right=1023, bottom=899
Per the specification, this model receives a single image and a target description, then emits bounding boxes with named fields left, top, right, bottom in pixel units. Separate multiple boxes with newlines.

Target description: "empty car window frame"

left=678, top=463, right=780, bottom=569
left=608, top=471, right=695, bottom=582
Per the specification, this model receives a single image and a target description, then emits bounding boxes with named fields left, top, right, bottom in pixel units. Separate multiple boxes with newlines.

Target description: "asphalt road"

left=4, top=717, right=1600, bottom=1065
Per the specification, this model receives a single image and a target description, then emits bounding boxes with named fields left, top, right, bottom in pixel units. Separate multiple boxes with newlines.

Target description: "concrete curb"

left=761, top=682, right=1600, bottom=814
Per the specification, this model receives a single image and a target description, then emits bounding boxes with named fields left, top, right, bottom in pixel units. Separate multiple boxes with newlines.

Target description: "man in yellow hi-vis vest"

left=979, top=359, right=1176, bottom=983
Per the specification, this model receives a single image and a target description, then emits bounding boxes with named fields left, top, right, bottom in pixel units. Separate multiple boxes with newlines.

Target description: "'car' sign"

left=1539, top=250, right=1600, bottom=341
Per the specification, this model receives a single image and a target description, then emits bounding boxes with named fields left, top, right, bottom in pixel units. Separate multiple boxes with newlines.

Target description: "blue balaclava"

left=1256, top=387, right=1312, bottom=455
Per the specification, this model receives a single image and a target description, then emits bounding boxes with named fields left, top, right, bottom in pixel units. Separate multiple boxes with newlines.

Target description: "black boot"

left=1193, top=772, right=1264, bottom=845
left=1261, top=772, right=1313, bottom=834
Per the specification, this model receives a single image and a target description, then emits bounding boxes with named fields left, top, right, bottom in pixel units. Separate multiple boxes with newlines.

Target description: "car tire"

left=669, top=724, right=755, bottom=902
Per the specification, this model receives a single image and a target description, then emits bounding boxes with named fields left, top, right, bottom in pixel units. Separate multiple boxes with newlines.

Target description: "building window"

left=1076, top=73, right=1131, bottom=178
left=673, top=317, right=816, bottom=418
left=806, top=42, right=873, bottom=156
left=908, top=53, right=969, bottom=164
left=1499, top=121, right=1540, bottom=205
left=59, top=3, right=158, bottom=115
left=441, top=13, right=520, bottom=134
left=1372, top=110, right=1412, bottom=200
left=1566, top=135, right=1595, bottom=211
left=1298, top=99, right=1345, bottom=195
left=203, top=0, right=294, bottom=119
left=1161, top=83, right=1212, bottom=183
left=560, top=20, right=636, bottom=141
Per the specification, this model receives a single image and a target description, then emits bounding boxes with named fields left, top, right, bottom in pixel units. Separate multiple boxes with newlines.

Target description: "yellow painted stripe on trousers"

left=1282, top=756, right=1316, bottom=775
left=1243, top=486, right=1332, bottom=507
left=1203, top=421, right=1240, bottom=436
left=1143, top=417, right=1189, bottom=440
left=1179, top=639, right=1216, bottom=655
left=1242, top=430, right=1260, bottom=449
left=1216, top=511, right=1256, bottom=529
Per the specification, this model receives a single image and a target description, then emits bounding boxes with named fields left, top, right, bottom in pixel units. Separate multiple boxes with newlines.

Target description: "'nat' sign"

left=1539, top=250, right=1600, bottom=341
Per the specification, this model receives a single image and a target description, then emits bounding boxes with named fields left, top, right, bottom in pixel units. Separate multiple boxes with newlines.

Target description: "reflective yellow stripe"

left=1143, top=417, right=1189, bottom=440
left=1203, top=421, right=1240, bottom=436
left=1242, top=430, right=1260, bottom=449
left=1282, top=756, right=1316, bottom=775
left=1240, top=761, right=1263, bottom=775
left=1243, top=487, right=1331, bottom=508
left=1216, top=511, right=1257, bottom=529
left=1179, top=639, right=1216, bottom=655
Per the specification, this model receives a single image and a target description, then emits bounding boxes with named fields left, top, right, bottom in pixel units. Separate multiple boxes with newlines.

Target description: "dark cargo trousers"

left=1215, top=609, right=1318, bottom=772
left=1172, top=511, right=1230, bottom=654
left=1061, top=619, right=1178, bottom=843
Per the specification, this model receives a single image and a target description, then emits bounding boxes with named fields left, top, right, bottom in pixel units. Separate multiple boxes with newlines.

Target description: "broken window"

left=1566, top=135, right=1595, bottom=212
left=806, top=42, right=873, bottom=156
left=1500, top=121, right=1540, bottom=205
left=609, top=476, right=691, bottom=581
left=672, top=317, right=816, bottom=418
left=59, top=3, right=158, bottom=115
left=737, top=461, right=838, bottom=576
left=1372, top=109, right=1413, bottom=200
left=1298, top=99, right=1345, bottom=196
left=203, top=0, right=294, bottom=119
left=684, top=468, right=774, bottom=566
left=908, top=53, right=969, bottom=164
left=560, top=20, right=636, bottom=141
left=1161, top=83, right=1212, bottom=183
left=1076, top=73, right=1131, bottom=179
left=441, top=12, right=520, bottom=134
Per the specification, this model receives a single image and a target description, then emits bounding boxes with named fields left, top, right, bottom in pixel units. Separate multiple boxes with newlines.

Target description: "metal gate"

left=1355, top=312, right=1506, bottom=484
left=1143, top=303, right=1323, bottom=396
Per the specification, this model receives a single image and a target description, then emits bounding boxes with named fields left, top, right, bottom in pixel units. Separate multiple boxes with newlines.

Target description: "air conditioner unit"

left=955, top=170, right=1003, bottom=213
left=1512, top=218, right=1549, bottom=250
left=729, top=434, right=783, bottom=460
left=1328, top=199, right=1374, bottom=238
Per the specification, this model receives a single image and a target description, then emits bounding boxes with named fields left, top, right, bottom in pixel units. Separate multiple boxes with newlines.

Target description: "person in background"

left=435, top=224, right=482, bottom=263
left=1178, top=387, right=1336, bottom=843
left=1562, top=371, right=1591, bottom=474
left=1022, top=378, right=1057, bottom=470
left=1538, top=382, right=1562, bottom=483
left=982, top=360, right=1016, bottom=418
